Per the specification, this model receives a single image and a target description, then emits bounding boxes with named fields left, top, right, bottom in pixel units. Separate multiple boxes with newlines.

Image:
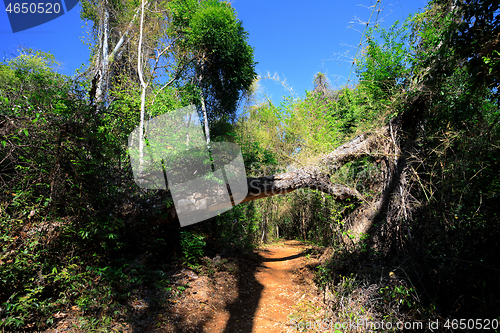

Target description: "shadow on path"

left=219, top=243, right=307, bottom=333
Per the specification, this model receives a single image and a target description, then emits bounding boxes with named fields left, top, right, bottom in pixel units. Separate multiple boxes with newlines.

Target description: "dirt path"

left=46, top=240, right=323, bottom=332
left=203, top=240, right=322, bottom=333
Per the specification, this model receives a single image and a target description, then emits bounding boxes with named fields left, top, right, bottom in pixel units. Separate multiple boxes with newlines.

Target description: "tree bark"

left=90, top=1, right=149, bottom=108
left=94, top=3, right=109, bottom=107
left=242, top=168, right=362, bottom=204
left=137, top=0, right=147, bottom=173
left=198, top=55, right=211, bottom=147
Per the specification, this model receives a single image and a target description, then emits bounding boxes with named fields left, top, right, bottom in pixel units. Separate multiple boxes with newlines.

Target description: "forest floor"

left=45, top=240, right=327, bottom=333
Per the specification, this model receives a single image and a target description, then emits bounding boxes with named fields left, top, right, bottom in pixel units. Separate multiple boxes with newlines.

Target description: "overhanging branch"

left=319, top=127, right=388, bottom=173
left=132, top=127, right=394, bottom=228
left=242, top=166, right=362, bottom=204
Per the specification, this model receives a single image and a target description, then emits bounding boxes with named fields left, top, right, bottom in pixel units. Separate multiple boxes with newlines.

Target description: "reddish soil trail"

left=203, top=240, right=320, bottom=333
left=44, top=240, right=323, bottom=333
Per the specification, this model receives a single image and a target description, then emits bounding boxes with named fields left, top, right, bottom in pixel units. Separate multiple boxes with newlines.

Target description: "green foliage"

left=482, top=50, right=500, bottom=75
left=1, top=48, right=70, bottom=117
left=2, top=0, right=500, bottom=329
left=216, top=199, right=261, bottom=247
left=180, top=231, right=206, bottom=267
left=236, top=88, right=359, bottom=174
left=315, top=263, right=333, bottom=288
left=287, top=91, right=345, bottom=156
left=351, top=0, right=500, bottom=320
left=235, top=102, right=284, bottom=174
left=168, top=0, right=257, bottom=132
left=430, top=0, right=500, bottom=91
left=378, top=283, right=418, bottom=311
left=354, top=19, right=414, bottom=124
left=1, top=1, right=256, bottom=330
left=357, top=20, right=413, bottom=96
left=148, top=86, right=185, bottom=118
left=0, top=50, right=135, bottom=330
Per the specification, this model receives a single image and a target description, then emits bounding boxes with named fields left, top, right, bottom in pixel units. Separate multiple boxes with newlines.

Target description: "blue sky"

left=0, top=0, right=427, bottom=105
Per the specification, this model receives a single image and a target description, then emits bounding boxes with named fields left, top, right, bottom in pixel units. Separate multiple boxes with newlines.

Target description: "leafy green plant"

left=179, top=231, right=206, bottom=267
left=315, top=264, right=333, bottom=288
left=378, top=282, right=418, bottom=314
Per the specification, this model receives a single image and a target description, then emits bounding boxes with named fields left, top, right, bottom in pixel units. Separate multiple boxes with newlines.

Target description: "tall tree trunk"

left=201, top=92, right=210, bottom=146
left=301, top=211, right=306, bottom=240
left=260, top=214, right=267, bottom=243
left=137, top=0, right=147, bottom=171
left=198, top=56, right=211, bottom=147
left=95, top=2, right=109, bottom=108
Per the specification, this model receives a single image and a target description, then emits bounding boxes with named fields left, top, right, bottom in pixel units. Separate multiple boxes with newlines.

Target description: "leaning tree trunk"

left=150, top=126, right=389, bottom=227
left=129, top=95, right=425, bottom=252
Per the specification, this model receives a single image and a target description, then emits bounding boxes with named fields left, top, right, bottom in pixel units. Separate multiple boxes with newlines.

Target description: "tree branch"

left=242, top=166, right=362, bottom=204
left=150, top=58, right=195, bottom=106
left=108, top=2, right=149, bottom=64
left=319, top=127, right=388, bottom=173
